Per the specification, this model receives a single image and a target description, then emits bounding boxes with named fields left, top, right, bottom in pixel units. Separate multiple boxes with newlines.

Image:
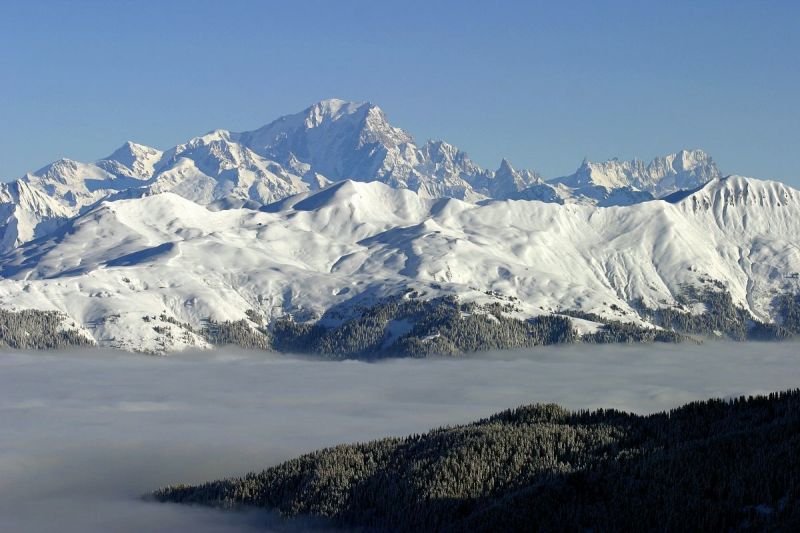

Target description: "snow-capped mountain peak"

left=497, top=158, right=515, bottom=175
left=302, top=98, right=373, bottom=128
left=102, top=141, right=163, bottom=179
left=560, top=157, right=636, bottom=189
left=235, top=99, right=415, bottom=185
left=494, top=158, right=542, bottom=185
left=674, top=175, right=799, bottom=212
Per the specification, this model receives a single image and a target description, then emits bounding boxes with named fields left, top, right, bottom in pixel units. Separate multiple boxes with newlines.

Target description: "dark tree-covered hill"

left=155, top=389, right=800, bottom=531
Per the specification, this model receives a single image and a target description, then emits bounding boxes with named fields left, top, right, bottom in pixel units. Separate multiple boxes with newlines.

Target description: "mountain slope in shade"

left=0, top=100, right=726, bottom=252
left=0, top=175, right=797, bottom=352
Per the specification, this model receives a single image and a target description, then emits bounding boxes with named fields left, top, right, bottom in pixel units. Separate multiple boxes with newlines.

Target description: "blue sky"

left=1, top=0, right=798, bottom=185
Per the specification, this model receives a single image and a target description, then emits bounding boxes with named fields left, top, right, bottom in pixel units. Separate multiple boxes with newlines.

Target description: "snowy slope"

left=0, top=175, right=797, bottom=352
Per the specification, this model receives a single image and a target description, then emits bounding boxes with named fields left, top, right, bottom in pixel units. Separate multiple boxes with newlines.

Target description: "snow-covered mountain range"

left=0, top=99, right=796, bottom=353
left=0, top=99, right=718, bottom=252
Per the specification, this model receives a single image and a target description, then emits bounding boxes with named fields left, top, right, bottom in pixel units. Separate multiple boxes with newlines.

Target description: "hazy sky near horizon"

left=1, top=0, right=798, bottom=186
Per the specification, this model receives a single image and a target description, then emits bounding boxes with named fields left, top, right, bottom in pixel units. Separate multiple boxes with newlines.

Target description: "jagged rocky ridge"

left=0, top=99, right=720, bottom=252
left=551, top=150, right=721, bottom=198
left=154, top=389, right=800, bottom=531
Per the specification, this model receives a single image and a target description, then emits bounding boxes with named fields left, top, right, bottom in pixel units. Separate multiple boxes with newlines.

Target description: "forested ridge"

left=1, top=290, right=798, bottom=355
left=205, top=289, right=800, bottom=357
left=155, top=389, right=800, bottom=531
left=271, top=296, right=575, bottom=358
left=636, top=288, right=800, bottom=341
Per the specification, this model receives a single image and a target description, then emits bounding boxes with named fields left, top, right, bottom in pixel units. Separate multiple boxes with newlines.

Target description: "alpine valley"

left=1, top=99, right=799, bottom=354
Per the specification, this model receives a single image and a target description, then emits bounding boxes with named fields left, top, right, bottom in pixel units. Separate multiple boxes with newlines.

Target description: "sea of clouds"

left=1, top=342, right=799, bottom=532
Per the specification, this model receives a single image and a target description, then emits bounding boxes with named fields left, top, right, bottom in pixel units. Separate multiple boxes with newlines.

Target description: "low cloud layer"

left=1, top=342, right=799, bottom=531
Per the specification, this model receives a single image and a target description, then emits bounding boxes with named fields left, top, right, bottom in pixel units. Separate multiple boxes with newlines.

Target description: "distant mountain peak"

left=31, top=157, right=81, bottom=175
left=672, top=148, right=712, bottom=170
left=673, top=174, right=799, bottom=210
left=102, top=141, right=163, bottom=179
left=497, top=158, right=515, bottom=174
left=552, top=149, right=721, bottom=197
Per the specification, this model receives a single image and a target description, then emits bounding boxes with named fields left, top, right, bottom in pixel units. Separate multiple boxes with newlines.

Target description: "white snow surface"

left=0, top=174, right=798, bottom=352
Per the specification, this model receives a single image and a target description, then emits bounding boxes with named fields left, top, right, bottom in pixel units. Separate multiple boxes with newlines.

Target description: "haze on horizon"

left=1, top=0, right=798, bottom=187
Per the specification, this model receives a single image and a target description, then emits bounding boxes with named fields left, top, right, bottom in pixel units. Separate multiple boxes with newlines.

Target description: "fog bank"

left=1, top=342, right=799, bottom=531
